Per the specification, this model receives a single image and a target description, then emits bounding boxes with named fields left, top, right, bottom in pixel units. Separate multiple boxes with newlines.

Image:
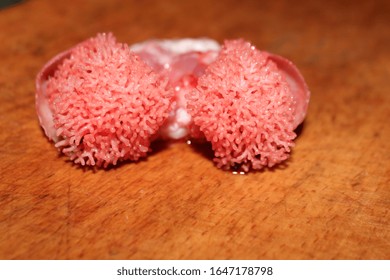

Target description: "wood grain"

left=0, top=0, right=389, bottom=259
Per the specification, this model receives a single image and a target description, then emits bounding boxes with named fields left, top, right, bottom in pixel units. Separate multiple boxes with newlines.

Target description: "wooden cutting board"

left=0, top=0, right=389, bottom=259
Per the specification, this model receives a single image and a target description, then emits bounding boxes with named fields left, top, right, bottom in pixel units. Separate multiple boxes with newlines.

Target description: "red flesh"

left=36, top=35, right=310, bottom=170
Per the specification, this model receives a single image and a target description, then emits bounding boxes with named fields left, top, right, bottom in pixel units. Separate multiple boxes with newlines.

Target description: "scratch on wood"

left=66, top=182, right=71, bottom=259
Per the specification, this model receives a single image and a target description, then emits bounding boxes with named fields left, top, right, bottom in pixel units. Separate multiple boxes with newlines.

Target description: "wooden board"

left=0, top=0, right=389, bottom=259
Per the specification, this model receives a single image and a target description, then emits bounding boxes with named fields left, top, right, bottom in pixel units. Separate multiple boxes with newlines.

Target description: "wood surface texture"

left=0, top=0, right=389, bottom=259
